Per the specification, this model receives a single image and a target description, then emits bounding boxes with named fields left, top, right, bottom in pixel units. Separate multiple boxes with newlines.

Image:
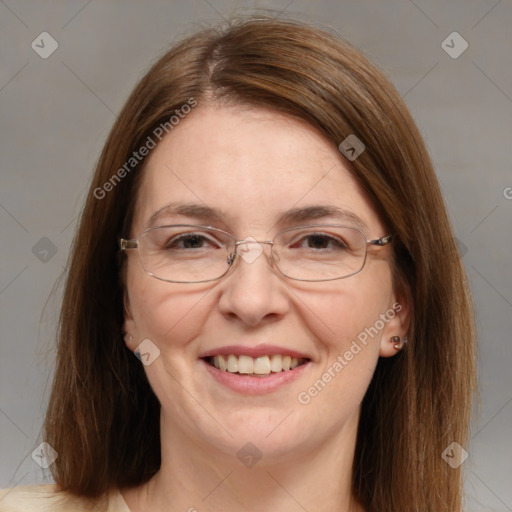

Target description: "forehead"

left=132, top=104, right=383, bottom=235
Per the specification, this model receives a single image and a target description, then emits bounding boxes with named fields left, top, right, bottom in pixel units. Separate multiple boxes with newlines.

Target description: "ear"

left=379, top=289, right=410, bottom=358
left=122, top=290, right=139, bottom=352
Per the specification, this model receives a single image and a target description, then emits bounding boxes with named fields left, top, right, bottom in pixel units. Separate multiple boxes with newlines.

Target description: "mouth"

left=202, top=354, right=310, bottom=377
left=199, top=344, right=312, bottom=394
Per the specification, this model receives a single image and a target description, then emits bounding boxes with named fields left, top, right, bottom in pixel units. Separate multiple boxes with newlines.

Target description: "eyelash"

left=164, top=232, right=349, bottom=251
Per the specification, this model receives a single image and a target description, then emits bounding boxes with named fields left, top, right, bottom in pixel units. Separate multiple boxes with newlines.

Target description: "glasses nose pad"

left=226, top=253, right=236, bottom=266
left=257, top=242, right=276, bottom=268
left=270, top=246, right=280, bottom=267
left=227, top=243, right=276, bottom=271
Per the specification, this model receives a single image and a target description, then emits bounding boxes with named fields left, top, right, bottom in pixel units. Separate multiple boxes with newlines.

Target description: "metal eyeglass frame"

left=119, top=224, right=393, bottom=283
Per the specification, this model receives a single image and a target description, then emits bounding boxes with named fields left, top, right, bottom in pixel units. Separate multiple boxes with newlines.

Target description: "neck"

left=123, top=410, right=365, bottom=512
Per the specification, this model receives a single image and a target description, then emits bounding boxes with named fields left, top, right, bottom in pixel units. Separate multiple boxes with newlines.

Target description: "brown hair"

left=44, top=16, right=476, bottom=511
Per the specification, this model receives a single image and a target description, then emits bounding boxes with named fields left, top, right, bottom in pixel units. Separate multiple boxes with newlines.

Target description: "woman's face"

left=123, top=103, right=408, bottom=462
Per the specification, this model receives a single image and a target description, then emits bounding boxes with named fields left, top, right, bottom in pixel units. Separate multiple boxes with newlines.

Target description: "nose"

left=217, top=240, right=290, bottom=327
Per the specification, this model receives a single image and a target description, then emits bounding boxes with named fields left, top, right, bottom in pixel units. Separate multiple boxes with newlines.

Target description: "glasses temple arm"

left=367, top=235, right=393, bottom=246
left=119, top=239, right=139, bottom=250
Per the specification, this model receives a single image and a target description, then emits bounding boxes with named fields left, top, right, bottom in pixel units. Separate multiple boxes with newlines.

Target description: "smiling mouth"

left=203, top=354, right=310, bottom=376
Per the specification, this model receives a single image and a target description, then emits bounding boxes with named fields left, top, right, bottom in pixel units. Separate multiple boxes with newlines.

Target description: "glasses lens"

left=138, top=226, right=233, bottom=283
left=135, top=225, right=368, bottom=283
left=273, top=226, right=367, bottom=281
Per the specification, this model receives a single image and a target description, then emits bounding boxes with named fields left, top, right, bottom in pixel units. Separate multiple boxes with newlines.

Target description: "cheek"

left=127, top=266, right=212, bottom=348
left=299, top=265, right=393, bottom=356
left=294, top=279, right=392, bottom=419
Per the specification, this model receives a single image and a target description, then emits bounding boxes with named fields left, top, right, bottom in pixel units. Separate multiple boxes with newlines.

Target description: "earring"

left=124, top=332, right=133, bottom=343
left=390, top=336, right=407, bottom=350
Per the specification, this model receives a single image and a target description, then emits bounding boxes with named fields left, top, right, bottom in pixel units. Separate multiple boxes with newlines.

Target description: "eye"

left=165, top=233, right=221, bottom=250
left=292, top=233, right=349, bottom=250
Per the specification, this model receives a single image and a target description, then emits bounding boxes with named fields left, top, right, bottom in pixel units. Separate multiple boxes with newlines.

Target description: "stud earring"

left=390, top=336, right=407, bottom=350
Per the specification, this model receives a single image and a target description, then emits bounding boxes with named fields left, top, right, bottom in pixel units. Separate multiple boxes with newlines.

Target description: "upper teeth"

left=211, top=354, right=302, bottom=374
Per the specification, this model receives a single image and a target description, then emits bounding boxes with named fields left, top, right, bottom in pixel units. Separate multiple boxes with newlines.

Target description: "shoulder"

left=0, top=484, right=96, bottom=512
left=0, top=484, right=130, bottom=512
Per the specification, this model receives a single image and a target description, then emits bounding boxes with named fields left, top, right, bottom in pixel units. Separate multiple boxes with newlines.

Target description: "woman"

left=0, top=16, right=476, bottom=512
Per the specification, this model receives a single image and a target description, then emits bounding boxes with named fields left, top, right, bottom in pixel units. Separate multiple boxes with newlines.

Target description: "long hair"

left=44, top=16, right=476, bottom=511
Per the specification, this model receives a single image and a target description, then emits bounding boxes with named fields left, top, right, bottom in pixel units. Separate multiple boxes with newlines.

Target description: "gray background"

left=0, top=1, right=511, bottom=510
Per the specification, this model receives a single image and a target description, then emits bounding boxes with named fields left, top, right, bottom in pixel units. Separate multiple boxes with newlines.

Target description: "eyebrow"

left=147, top=202, right=368, bottom=232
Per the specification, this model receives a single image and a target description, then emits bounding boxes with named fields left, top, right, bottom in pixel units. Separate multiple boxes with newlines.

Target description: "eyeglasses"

left=119, top=224, right=393, bottom=283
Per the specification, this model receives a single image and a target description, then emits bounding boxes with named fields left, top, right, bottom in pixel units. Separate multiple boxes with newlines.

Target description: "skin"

left=121, top=103, right=409, bottom=512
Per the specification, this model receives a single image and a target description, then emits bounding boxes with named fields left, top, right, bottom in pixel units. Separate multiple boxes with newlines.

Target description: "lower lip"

left=202, top=359, right=311, bottom=395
